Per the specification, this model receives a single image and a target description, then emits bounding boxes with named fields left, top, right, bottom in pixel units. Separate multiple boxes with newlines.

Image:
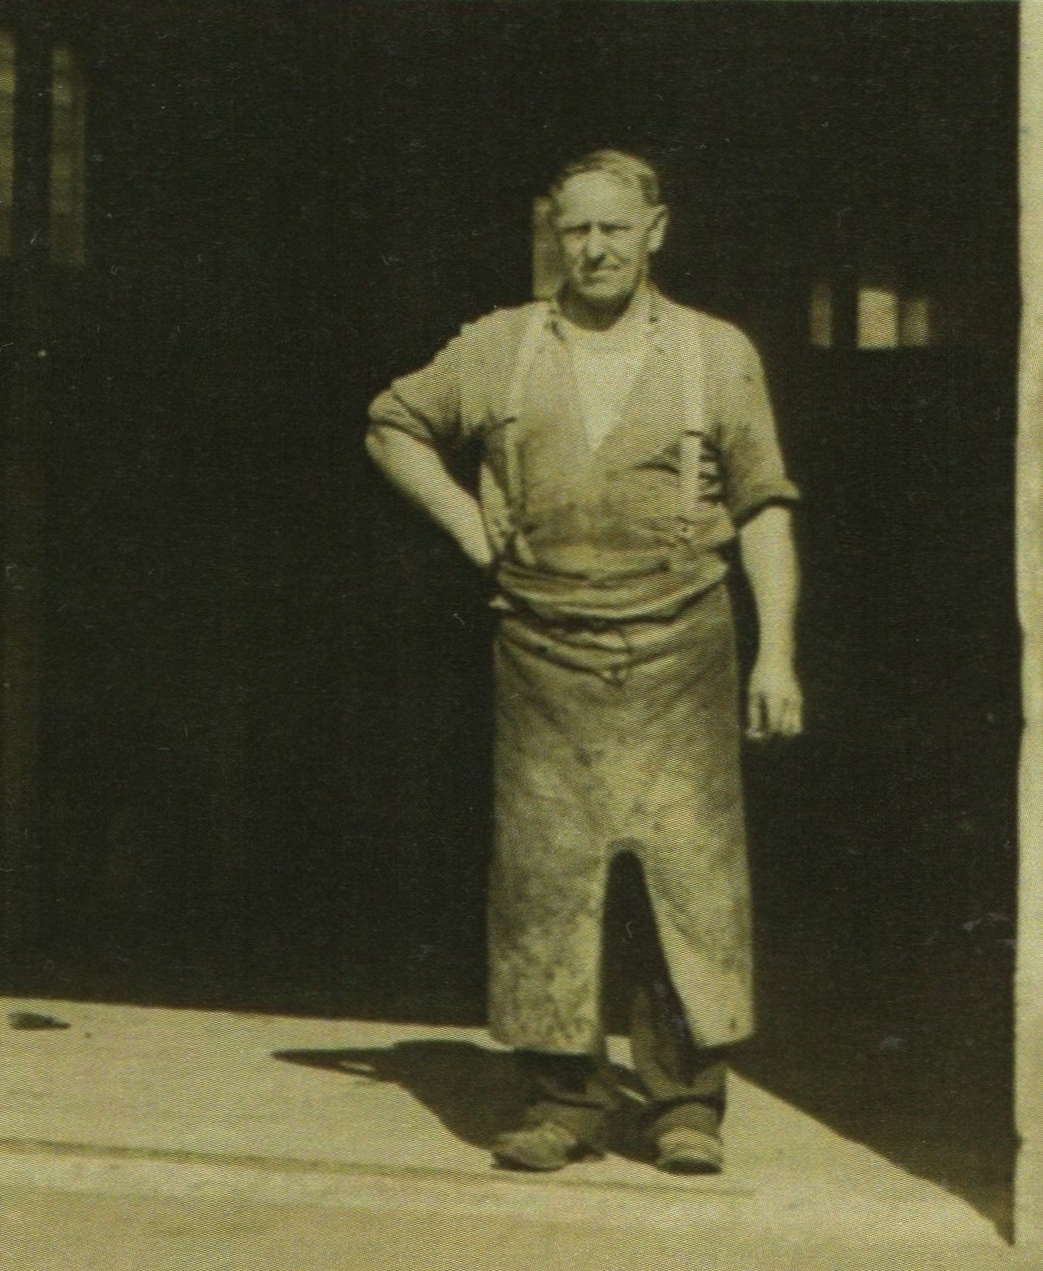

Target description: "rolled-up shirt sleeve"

left=716, top=327, right=800, bottom=525
left=367, top=335, right=467, bottom=450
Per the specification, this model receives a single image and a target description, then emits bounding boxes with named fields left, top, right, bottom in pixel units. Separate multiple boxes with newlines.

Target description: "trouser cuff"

left=517, top=1050, right=617, bottom=1148
left=649, top=1096, right=723, bottom=1139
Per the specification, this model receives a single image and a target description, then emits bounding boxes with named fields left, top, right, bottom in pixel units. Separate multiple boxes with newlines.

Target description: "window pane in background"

left=899, top=295, right=933, bottom=349
left=809, top=278, right=834, bottom=349
left=858, top=285, right=900, bottom=350
left=0, top=31, right=14, bottom=259
left=51, top=44, right=85, bottom=268
left=813, top=280, right=937, bottom=350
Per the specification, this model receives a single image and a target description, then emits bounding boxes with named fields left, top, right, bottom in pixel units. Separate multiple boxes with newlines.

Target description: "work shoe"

left=654, top=1124, right=724, bottom=1174
left=491, top=1121, right=603, bottom=1172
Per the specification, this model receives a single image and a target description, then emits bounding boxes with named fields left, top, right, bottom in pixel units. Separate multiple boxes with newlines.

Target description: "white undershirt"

left=562, top=319, right=650, bottom=452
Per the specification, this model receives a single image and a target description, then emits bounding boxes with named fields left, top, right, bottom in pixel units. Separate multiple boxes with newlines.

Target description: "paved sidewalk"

left=0, top=997, right=1028, bottom=1270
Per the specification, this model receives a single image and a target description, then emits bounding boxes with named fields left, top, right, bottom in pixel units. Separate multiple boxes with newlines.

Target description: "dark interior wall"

left=2, top=4, right=1017, bottom=1046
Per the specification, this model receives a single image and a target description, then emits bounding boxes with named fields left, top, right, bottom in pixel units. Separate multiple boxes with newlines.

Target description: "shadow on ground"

left=734, top=940, right=1017, bottom=1244
left=273, top=1040, right=654, bottom=1164
left=274, top=1024, right=1015, bottom=1242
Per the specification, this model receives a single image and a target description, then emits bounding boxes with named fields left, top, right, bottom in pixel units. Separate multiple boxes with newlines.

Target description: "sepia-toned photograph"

left=0, top=2, right=1037, bottom=1267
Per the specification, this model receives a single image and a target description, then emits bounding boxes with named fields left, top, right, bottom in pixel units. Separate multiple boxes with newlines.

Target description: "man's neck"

left=559, top=282, right=652, bottom=333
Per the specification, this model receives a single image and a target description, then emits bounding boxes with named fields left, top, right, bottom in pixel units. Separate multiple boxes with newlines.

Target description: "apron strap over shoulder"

left=474, top=302, right=549, bottom=563
left=503, top=301, right=550, bottom=419
left=676, top=307, right=708, bottom=525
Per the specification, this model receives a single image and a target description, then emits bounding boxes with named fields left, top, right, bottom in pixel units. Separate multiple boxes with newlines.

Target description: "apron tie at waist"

left=495, top=581, right=731, bottom=682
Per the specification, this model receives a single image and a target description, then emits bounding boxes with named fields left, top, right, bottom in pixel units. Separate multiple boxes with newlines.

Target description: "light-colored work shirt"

left=368, top=287, right=799, bottom=623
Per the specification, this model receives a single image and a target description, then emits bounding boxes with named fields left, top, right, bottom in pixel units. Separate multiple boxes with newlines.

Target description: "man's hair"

left=548, top=150, right=663, bottom=209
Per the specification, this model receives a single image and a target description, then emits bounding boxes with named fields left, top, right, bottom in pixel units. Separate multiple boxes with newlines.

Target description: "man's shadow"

left=272, top=1040, right=650, bottom=1162
left=273, top=861, right=691, bottom=1164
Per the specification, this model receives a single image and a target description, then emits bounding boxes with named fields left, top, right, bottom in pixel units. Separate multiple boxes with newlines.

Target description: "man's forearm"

left=366, top=425, right=493, bottom=567
left=738, top=505, right=799, bottom=663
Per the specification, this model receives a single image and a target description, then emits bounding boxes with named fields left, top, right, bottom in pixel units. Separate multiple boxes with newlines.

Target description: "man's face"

left=551, top=172, right=667, bottom=314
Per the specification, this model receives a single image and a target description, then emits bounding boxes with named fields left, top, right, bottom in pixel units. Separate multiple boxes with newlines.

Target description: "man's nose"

left=583, top=229, right=608, bottom=260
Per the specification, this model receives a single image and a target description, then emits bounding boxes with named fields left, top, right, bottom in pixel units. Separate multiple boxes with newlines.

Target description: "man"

left=366, top=150, right=802, bottom=1174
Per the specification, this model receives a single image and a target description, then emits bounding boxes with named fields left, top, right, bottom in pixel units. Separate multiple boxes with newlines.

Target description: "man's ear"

left=647, top=205, right=669, bottom=255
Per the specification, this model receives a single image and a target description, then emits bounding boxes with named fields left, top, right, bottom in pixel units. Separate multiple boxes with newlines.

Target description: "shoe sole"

left=656, top=1151, right=723, bottom=1175
left=655, top=1130, right=724, bottom=1175
left=491, top=1143, right=605, bottom=1172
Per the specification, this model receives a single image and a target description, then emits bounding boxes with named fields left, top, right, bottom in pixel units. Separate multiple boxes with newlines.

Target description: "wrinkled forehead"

left=550, top=170, right=657, bottom=224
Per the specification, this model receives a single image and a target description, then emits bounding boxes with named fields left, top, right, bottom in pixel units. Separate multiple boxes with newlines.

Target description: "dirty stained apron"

left=488, top=585, right=752, bottom=1053
left=482, top=308, right=755, bottom=1055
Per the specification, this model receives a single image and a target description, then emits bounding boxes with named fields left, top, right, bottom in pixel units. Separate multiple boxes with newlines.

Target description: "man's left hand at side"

left=745, top=657, right=803, bottom=741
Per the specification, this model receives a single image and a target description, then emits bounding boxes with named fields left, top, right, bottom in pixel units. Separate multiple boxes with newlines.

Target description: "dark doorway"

left=0, top=0, right=1018, bottom=1232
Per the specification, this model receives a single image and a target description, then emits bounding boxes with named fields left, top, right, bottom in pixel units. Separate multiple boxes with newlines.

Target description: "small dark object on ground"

left=8, top=1011, right=71, bottom=1031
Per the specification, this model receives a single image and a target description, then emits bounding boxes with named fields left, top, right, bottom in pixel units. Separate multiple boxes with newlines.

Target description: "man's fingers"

left=748, top=692, right=803, bottom=740
left=746, top=691, right=767, bottom=740
left=776, top=694, right=803, bottom=737
left=779, top=699, right=803, bottom=737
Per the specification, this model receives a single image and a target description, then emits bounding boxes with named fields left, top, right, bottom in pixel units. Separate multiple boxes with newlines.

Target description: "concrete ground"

left=0, top=996, right=1031, bottom=1270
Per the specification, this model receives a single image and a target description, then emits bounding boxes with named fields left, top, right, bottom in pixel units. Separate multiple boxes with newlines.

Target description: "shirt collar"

left=545, top=283, right=664, bottom=344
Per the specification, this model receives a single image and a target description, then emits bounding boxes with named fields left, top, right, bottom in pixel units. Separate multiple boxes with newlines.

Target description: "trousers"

left=515, top=853, right=731, bottom=1147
